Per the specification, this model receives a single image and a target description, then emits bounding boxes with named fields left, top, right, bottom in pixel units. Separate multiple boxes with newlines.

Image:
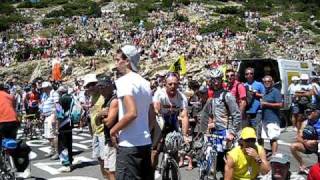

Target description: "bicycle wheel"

left=161, top=159, right=181, bottom=180
left=0, top=155, right=15, bottom=180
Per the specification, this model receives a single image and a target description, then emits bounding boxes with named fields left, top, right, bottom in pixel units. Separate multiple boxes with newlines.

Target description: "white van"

left=237, top=58, right=317, bottom=127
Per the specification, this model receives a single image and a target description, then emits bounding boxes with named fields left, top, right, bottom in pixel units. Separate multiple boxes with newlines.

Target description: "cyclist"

left=225, top=127, right=270, bottom=180
left=152, top=72, right=190, bottom=171
left=206, top=69, right=241, bottom=174
left=0, top=81, right=19, bottom=149
left=25, top=83, right=40, bottom=116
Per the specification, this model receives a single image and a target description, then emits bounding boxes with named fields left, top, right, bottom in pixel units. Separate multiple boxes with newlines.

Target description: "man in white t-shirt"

left=293, top=74, right=313, bottom=134
left=110, top=45, right=155, bottom=180
left=288, top=76, right=301, bottom=130
left=152, top=72, right=190, bottom=170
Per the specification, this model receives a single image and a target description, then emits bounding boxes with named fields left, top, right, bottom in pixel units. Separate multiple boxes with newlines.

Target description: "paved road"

left=21, top=126, right=316, bottom=180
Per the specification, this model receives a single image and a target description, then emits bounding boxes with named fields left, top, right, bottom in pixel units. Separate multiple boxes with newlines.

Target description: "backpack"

left=244, top=85, right=254, bottom=110
left=12, top=140, right=31, bottom=172
left=69, top=96, right=83, bottom=125
left=236, top=84, right=254, bottom=110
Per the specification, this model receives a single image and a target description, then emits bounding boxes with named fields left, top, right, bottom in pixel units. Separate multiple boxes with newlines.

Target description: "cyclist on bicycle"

left=0, top=82, right=19, bottom=151
left=25, top=83, right=40, bottom=116
left=151, top=72, right=190, bottom=171
left=206, top=69, right=241, bottom=174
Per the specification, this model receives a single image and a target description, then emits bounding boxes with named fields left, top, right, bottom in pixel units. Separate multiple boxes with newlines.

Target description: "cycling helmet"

left=303, top=125, right=317, bottom=140
left=165, top=131, right=183, bottom=153
left=206, top=69, right=223, bottom=79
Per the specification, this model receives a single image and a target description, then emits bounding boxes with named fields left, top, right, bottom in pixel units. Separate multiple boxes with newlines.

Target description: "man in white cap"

left=83, top=73, right=109, bottom=178
left=293, top=74, right=312, bottom=134
left=111, top=45, right=155, bottom=180
left=260, top=153, right=304, bottom=180
left=40, top=81, right=60, bottom=159
left=288, top=76, right=301, bottom=130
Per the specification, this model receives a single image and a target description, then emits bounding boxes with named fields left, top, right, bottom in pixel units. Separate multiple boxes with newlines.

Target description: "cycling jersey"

left=154, top=88, right=188, bottom=133
left=27, top=91, right=40, bottom=108
left=210, top=89, right=241, bottom=135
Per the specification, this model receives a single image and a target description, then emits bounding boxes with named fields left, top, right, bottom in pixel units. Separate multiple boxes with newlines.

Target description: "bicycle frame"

left=1, top=138, right=17, bottom=180
left=198, top=134, right=226, bottom=180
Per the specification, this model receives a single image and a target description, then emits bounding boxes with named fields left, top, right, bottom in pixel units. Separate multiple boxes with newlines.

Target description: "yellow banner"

left=168, top=55, right=187, bottom=75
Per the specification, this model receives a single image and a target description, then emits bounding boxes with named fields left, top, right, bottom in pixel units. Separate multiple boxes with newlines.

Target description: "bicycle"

left=0, top=138, right=17, bottom=180
left=21, top=114, right=43, bottom=139
left=159, top=131, right=183, bottom=180
left=198, top=132, right=229, bottom=180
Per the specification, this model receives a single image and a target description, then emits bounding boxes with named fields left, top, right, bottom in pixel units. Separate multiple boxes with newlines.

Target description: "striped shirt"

left=41, top=90, right=59, bottom=117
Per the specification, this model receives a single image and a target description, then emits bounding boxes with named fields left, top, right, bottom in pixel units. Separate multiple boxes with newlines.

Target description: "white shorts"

left=104, top=145, right=116, bottom=171
left=44, top=114, right=56, bottom=139
left=261, top=122, right=281, bottom=140
left=92, top=134, right=105, bottom=159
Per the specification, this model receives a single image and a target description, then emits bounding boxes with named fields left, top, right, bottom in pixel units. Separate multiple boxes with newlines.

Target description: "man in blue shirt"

left=261, top=75, right=283, bottom=155
left=291, top=103, right=320, bottom=174
left=244, top=67, right=265, bottom=145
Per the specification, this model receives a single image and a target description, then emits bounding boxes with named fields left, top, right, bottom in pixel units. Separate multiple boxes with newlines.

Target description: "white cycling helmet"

left=165, top=131, right=184, bottom=153
left=206, top=69, right=223, bottom=79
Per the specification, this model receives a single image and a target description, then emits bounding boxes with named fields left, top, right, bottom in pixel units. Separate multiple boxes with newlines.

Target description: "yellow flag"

left=169, top=55, right=187, bottom=75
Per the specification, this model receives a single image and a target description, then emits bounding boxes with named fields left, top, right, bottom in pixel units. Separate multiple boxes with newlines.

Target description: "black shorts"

left=304, top=144, right=317, bottom=154
left=0, top=121, right=19, bottom=150
left=0, top=121, right=19, bottom=139
left=116, top=145, right=153, bottom=180
left=292, top=104, right=307, bottom=114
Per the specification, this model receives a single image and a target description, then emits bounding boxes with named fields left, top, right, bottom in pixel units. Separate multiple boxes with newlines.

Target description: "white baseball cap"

left=83, top=74, right=98, bottom=87
left=291, top=76, right=300, bottom=81
left=121, top=45, right=140, bottom=72
left=41, top=81, right=52, bottom=88
left=300, top=74, right=309, bottom=80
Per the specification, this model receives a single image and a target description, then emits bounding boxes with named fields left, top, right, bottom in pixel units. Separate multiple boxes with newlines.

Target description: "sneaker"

left=72, top=158, right=82, bottom=165
left=154, top=170, right=161, bottom=179
left=16, top=168, right=31, bottom=179
left=50, top=154, right=59, bottom=160
left=58, top=166, right=71, bottom=173
left=45, top=151, right=54, bottom=158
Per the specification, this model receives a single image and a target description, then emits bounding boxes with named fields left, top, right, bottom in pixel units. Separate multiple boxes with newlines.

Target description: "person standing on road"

left=288, top=76, right=301, bottom=130
left=206, top=69, right=241, bottom=174
left=56, top=85, right=73, bottom=173
left=261, top=75, right=283, bottom=155
left=0, top=81, right=19, bottom=150
left=293, top=74, right=312, bottom=134
left=97, top=78, right=118, bottom=180
left=40, top=81, right=60, bottom=159
left=244, top=67, right=265, bottom=145
left=111, top=45, right=155, bottom=180
left=225, top=69, right=247, bottom=123
left=83, top=74, right=108, bottom=178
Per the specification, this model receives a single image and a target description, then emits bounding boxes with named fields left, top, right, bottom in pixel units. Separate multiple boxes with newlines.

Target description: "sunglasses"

left=305, top=109, right=313, bottom=115
left=263, top=80, right=272, bottom=83
left=245, top=72, right=253, bottom=75
left=167, top=82, right=178, bottom=86
left=243, top=138, right=256, bottom=143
